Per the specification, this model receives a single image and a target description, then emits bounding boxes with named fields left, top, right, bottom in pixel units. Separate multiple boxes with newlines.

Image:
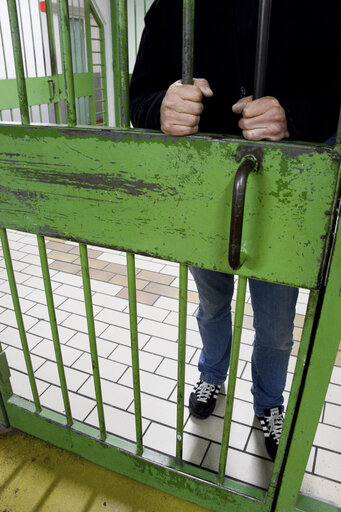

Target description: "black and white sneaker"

left=189, top=380, right=221, bottom=419
left=257, top=406, right=284, bottom=461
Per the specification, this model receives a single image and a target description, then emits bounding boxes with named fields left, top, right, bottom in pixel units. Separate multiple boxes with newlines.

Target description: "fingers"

left=161, top=78, right=213, bottom=136
left=193, top=78, right=214, bottom=98
left=231, top=95, right=253, bottom=114
left=233, top=96, right=289, bottom=141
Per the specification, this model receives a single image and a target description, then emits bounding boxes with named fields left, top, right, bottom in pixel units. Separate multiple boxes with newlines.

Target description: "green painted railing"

left=0, top=2, right=340, bottom=512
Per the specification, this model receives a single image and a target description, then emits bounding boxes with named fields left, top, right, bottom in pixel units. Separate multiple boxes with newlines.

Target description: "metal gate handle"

left=228, top=155, right=259, bottom=270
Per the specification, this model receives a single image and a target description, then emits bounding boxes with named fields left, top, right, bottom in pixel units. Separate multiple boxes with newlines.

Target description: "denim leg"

left=190, top=267, right=234, bottom=386
left=249, top=279, right=298, bottom=416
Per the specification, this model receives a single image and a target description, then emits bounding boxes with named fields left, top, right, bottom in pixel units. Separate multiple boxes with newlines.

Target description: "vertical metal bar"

left=126, top=252, right=143, bottom=454
left=84, top=0, right=96, bottom=124
left=176, top=264, right=188, bottom=464
left=45, top=0, right=62, bottom=124
left=58, top=0, right=77, bottom=126
left=217, top=275, right=247, bottom=483
left=115, top=0, right=129, bottom=128
left=0, top=228, right=41, bottom=413
left=37, top=235, right=73, bottom=426
left=134, top=0, right=138, bottom=57
left=6, top=0, right=30, bottom=124
left=78, top=0, right=86, bottom=74
left=91, top=2, right=108, bottom=125
left=266, top=289, right=319, bottom=506
left=274, top=208, right=341, bottom=511
left=254, top=0, right=272, bottom=99
left=79, top=243, right=106, bottom=441
left=0, top=22, right=9, bottom=79
left=27, top=0, right=38, bottom=78
left=336, top=105, right=341, bottom=146
left=182, top=0, right=195, bottom=85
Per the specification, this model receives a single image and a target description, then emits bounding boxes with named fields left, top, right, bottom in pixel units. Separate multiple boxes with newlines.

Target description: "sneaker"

left=257, top=406, right=284, bottom=461
left=189, top=380, right=221, bottom=419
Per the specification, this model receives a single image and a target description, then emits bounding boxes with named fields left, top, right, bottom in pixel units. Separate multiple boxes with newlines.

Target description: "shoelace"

left=196, top=382, right=216, bottom=403
left=267, top=413, right=283, bottom=443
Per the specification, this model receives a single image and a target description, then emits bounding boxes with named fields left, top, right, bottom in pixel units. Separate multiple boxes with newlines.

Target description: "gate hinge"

left=324, top=195, right=341, bottom=286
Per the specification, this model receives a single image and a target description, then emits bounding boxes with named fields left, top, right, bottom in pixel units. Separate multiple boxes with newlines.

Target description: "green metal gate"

left=0, top=1, right=340, bottom=511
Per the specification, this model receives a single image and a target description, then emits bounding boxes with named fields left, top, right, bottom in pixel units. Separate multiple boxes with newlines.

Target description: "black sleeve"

left=129, top=0, right=182, bottom=130
left=274, top=0, right=341, bottom=143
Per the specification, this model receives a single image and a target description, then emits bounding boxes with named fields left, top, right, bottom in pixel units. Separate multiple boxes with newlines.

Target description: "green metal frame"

left=0, top=0, right=108, bottom=127
left=1, top=2, right=341, bottom=512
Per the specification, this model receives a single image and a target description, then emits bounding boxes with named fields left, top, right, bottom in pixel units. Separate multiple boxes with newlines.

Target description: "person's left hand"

left=232, top=95, right=289, bottom=141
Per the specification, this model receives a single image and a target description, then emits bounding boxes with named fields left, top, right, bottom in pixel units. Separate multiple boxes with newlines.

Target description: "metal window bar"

left=79, top=243, right=107, bottom=441
left=0, top=228, right=41, bottom=413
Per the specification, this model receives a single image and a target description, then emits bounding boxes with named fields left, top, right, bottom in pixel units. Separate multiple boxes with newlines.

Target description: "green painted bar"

left=266, top=289, right=319, bottom=504
left=0, top=125, right=338, bottom=289
left=126, top=252, right=143, bottom=454
left=58, top=0, right=77, bottom=126
left=176, top=263, right=188, bottom=464
left=0, top=228, right=41, bottom=413
left=79, top=243, right=106, bottom=441
left=0, top=74, right=94, bottom=111
left=274, top=187, right=341, bottom=510
left=37, top=235, right=73, bottom=427
left=182, top=0, right=195, bottom=85
left=3, top=395, right=269, bottom=512
left=0, top=392, right=10, bottom=428
left=217, top=275, right=247, bottom=483
left=116, top=0, right=130, bottom=128
left=84, top=1, right=96, bottom=125
left=89, top=1, right=108, bottom=125
left=6, top=0, right=29, bottom=124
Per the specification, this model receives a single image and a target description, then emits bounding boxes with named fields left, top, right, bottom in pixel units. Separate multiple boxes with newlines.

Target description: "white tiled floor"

left=0, top=230, right=340, bottom=507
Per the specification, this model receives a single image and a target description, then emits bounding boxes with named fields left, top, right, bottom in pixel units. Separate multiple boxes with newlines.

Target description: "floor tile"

left=40, top=385, right=96, bottom=421
left=137, top=269, right=175, bottom=285
left=116, top=288, right=159, bottom=305
left=100, top=324, right=150, bottom=348
left=95, top=308, right=133, bottom=329
left=4, top=345, right=45, bottom=373
left=67, top=331, right=117, bottom=358
left=331, top=366, right=341, bottom=385
left=61, top=313, right=108, bottom=337
left=72, top=352, right=127, bottom=382
left=54, top=284, right=85, bottom=301
left=313, top=423, right=341, bottom=451
left=0, top=294, right=37, bottom=314
left=128, top=393, right=189, bottom=429
left=9, top=369, right=49, bottom=401
left=118, top=368, right=176, bottom=399
left=138, top=319, right=178, bottom=341
left=202, top=443, right=273, bottom=489
left=143, top=337, right=195, bottom=363
left=245, top=428, right=271, bottom=459
left=78, top=377, right=134, bottom=410
left=0, top=309, right=38, bottom=331
left=31, top=339, right=82, bottom=366
left=301, top=473, right=341, bottom=507
left=163, top=312, right=199, bottom=332
left=109, top=345, right=162, bottom=372
left=156, top=359, right=198, bottom=386
left=26, top=303, right=71, bottom=323
left=51, top=272, right=83, bottom=287
left=324, top=403, right=341, bottom=428
left=85, top=403, right=150, bottom=442
left=29, top=320, right=76, bottom=344
left=152, top=296, right=197, bottom=315
left=134, top=303, right=169, bottom=322
left=92, top=292, right=128, bottom=311
left=24, top=289, right=67, bottom=307
left=48, top=250, right=79, bottom=263
left=143, top=423, right=209, bottom=466
left=0, top=326, right=42, bottom=351
left=50, top=261, right=82, bottom=274
left=58, top=298, right=101, bottom=317
left=35, top=360, right=89, bottom=392
left=326, top=384, right=341, bottom=405
left=185, top=415, right=250, bottom=450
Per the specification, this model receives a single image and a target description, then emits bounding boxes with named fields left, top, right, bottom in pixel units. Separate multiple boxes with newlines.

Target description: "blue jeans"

left=190, top=267, right=298, bottom=416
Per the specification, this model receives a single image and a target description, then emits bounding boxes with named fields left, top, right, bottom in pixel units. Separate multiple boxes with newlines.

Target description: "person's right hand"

left=160, top=78, right=213, bottom=136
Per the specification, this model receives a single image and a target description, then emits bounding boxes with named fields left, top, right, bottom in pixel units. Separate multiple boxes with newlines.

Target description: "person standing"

left=130, top=0, right=340, bottom=460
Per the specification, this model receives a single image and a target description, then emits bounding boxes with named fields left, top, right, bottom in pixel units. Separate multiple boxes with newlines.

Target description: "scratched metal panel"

left=0, top=124, right=339, bottom=288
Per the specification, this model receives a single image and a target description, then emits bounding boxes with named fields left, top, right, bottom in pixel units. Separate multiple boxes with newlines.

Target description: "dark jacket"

left=130, top=0, right=340, bottom=143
